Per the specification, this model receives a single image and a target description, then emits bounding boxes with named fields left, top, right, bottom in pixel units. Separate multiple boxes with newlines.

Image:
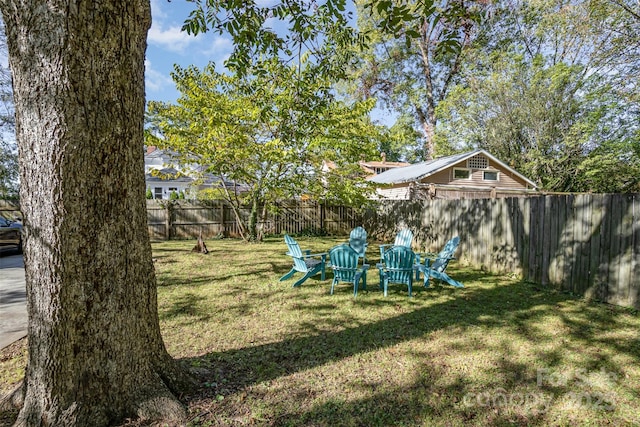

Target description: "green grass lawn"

left=2, top=236, right=640, bottom=426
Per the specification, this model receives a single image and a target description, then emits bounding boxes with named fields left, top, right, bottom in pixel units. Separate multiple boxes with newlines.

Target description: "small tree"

left=145, top=187, right=153, bottom=199
left=147, top=60, right=382, bottom=241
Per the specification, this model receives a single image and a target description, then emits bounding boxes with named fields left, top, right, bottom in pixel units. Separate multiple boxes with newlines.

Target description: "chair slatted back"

left=330, top=244, right=359, bottom=283
left=285, top=234, right=308, bottom=273
left=432, top=236, right=460, bottom=272
left=348, top=226, right=367, bottom=259
left=394, top=228, right=413, bottom=248
left=383, top=245, right=415, bottom=285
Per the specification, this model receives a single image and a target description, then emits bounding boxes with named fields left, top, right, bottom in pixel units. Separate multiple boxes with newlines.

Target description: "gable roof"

left=368, top=149, right=537, bottom=188
left=322, top=159, right=410, bottom=176
left=145, top=167, right=193, bottom=183
left=361, top=160, right=411, bottom=169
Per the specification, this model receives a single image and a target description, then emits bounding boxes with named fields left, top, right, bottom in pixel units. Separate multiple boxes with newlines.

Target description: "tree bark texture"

left=0, top=1, right=188, bottom=425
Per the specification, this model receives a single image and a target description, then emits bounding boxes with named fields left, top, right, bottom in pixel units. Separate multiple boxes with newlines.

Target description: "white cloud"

left=202, top=36, right=234, bottom=59
left=148, top=0, right=199, bottom=52
left=145, top=59, right=174, bottom=94
left=148, top=24, right=196, bottom=53
left=150, top=0, right=168, bottom=21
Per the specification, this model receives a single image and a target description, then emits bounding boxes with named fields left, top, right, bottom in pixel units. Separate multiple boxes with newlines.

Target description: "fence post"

left=164, top=201, right=175, bottom=240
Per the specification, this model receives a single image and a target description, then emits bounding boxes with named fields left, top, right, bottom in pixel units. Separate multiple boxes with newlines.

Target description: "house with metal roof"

left=359, top=153, right=410, bottom=175
left=368, top=149, right=538, bottom=200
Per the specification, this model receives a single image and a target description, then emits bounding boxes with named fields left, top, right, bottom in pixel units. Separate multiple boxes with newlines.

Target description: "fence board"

left=632, top=195, right=640, bottom=308
left=576, top=195, right=587, bottom=292
left=146, top=200, right=361, bottom=240
left=516, top=197, right=529, bottom=278
left=620, top=195, right=634, bottom=307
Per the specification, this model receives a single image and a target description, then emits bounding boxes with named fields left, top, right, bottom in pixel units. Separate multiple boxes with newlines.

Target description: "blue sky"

left=145, top=0, right=394, bottom=126
left=145, top=0, right=236, bottom=103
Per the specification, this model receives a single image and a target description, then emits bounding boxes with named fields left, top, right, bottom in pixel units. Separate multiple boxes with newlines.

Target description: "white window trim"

left=453, top=167, right=472, bottom=180
left=483, top=170, right=499, bottom=181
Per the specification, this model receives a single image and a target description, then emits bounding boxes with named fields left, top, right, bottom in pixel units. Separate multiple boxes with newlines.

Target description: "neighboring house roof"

left=144, top=146, right=250, bottom=193
left=145, top=167, right=193, bottom=183
left=199, top=172, right=250, bottom=192
left=144, top=146, right=182, bottom=169
left=361, top=160, right=411, bottom=170
left=368, top=149, right=538, bottom=188
left=322, top=156, right=410, bottom=176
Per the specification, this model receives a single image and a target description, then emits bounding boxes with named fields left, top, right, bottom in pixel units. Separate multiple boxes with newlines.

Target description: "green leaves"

left=182, top=0, right=363, bottom=78
left=146, top=59, right=382, bottom=240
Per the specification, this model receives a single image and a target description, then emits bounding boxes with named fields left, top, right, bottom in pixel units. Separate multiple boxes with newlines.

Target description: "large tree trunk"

left=0, top=1, right=190, bottom=425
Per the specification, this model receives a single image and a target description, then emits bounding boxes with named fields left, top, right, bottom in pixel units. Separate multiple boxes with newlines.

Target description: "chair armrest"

left=414, top=264, right=427, bottom=273
left=286, top=251, right=327, bottom=260
left=379, top=244, right=393, bottom=258
left=306, top=252, right=327, bottom=258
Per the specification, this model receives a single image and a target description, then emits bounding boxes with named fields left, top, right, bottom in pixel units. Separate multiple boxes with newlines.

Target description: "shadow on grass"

left=161, top=292, right=211, bottom=322
left=178, top=271, right=639, bottom=425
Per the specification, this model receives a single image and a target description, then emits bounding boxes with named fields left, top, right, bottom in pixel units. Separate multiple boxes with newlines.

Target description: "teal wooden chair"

left=329, top=244, right=369, bottom=297
left=376, top=245, right=417, bottom=297
left=378, top=228, right=414, bottom=260
left=379, top=228, right=422, bottom=279
left=279, top=234, right=327, bottom=287
left=348, top=226, right=368, bottom=264
left=421, top=236, right=464, bottom=288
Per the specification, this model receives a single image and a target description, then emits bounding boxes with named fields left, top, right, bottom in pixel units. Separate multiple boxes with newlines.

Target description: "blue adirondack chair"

left=279, top=235, right=327, bottom=287
left=348, top=226, right=368, bottom=264
left=421, top=236, right=464, bottom=288
left=329, top=244, right=369, bottom=297
left=378, top=228, right=414, bottom=260
left=376, top=245, right=417, bottom=297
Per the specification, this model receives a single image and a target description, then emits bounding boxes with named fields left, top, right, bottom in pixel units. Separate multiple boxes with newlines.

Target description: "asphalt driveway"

left=0, top=254, right=27, bottom=349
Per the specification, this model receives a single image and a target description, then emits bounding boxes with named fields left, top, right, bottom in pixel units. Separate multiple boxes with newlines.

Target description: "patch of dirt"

left=0, top=338, right=26, bottom=363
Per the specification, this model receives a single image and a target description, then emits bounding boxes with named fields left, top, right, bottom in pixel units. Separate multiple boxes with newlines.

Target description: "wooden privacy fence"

left=146, top=200, right=362, bottom=240
left=364, top=194, right=639, bottom=310
left=3, top=196, right=637, bottom=309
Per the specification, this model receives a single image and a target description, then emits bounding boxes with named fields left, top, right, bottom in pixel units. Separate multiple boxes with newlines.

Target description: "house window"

left=154, top=187, right=163, bottom=199
left=468, top=155, right=488, bottom=169
left=483, top=171, right=499, bottom=181
left=453, top=168, right=471, bottom=179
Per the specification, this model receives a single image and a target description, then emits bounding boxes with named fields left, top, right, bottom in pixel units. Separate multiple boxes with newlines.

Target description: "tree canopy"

left=435, top=0, right=640, bottom=192
left=336, top=0, right=640, bottom=192
left=146, top=58, right=382, bottom=241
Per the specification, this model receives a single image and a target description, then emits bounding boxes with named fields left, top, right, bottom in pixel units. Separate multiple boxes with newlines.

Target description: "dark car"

left=0, top=214, right=23, bottom=254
